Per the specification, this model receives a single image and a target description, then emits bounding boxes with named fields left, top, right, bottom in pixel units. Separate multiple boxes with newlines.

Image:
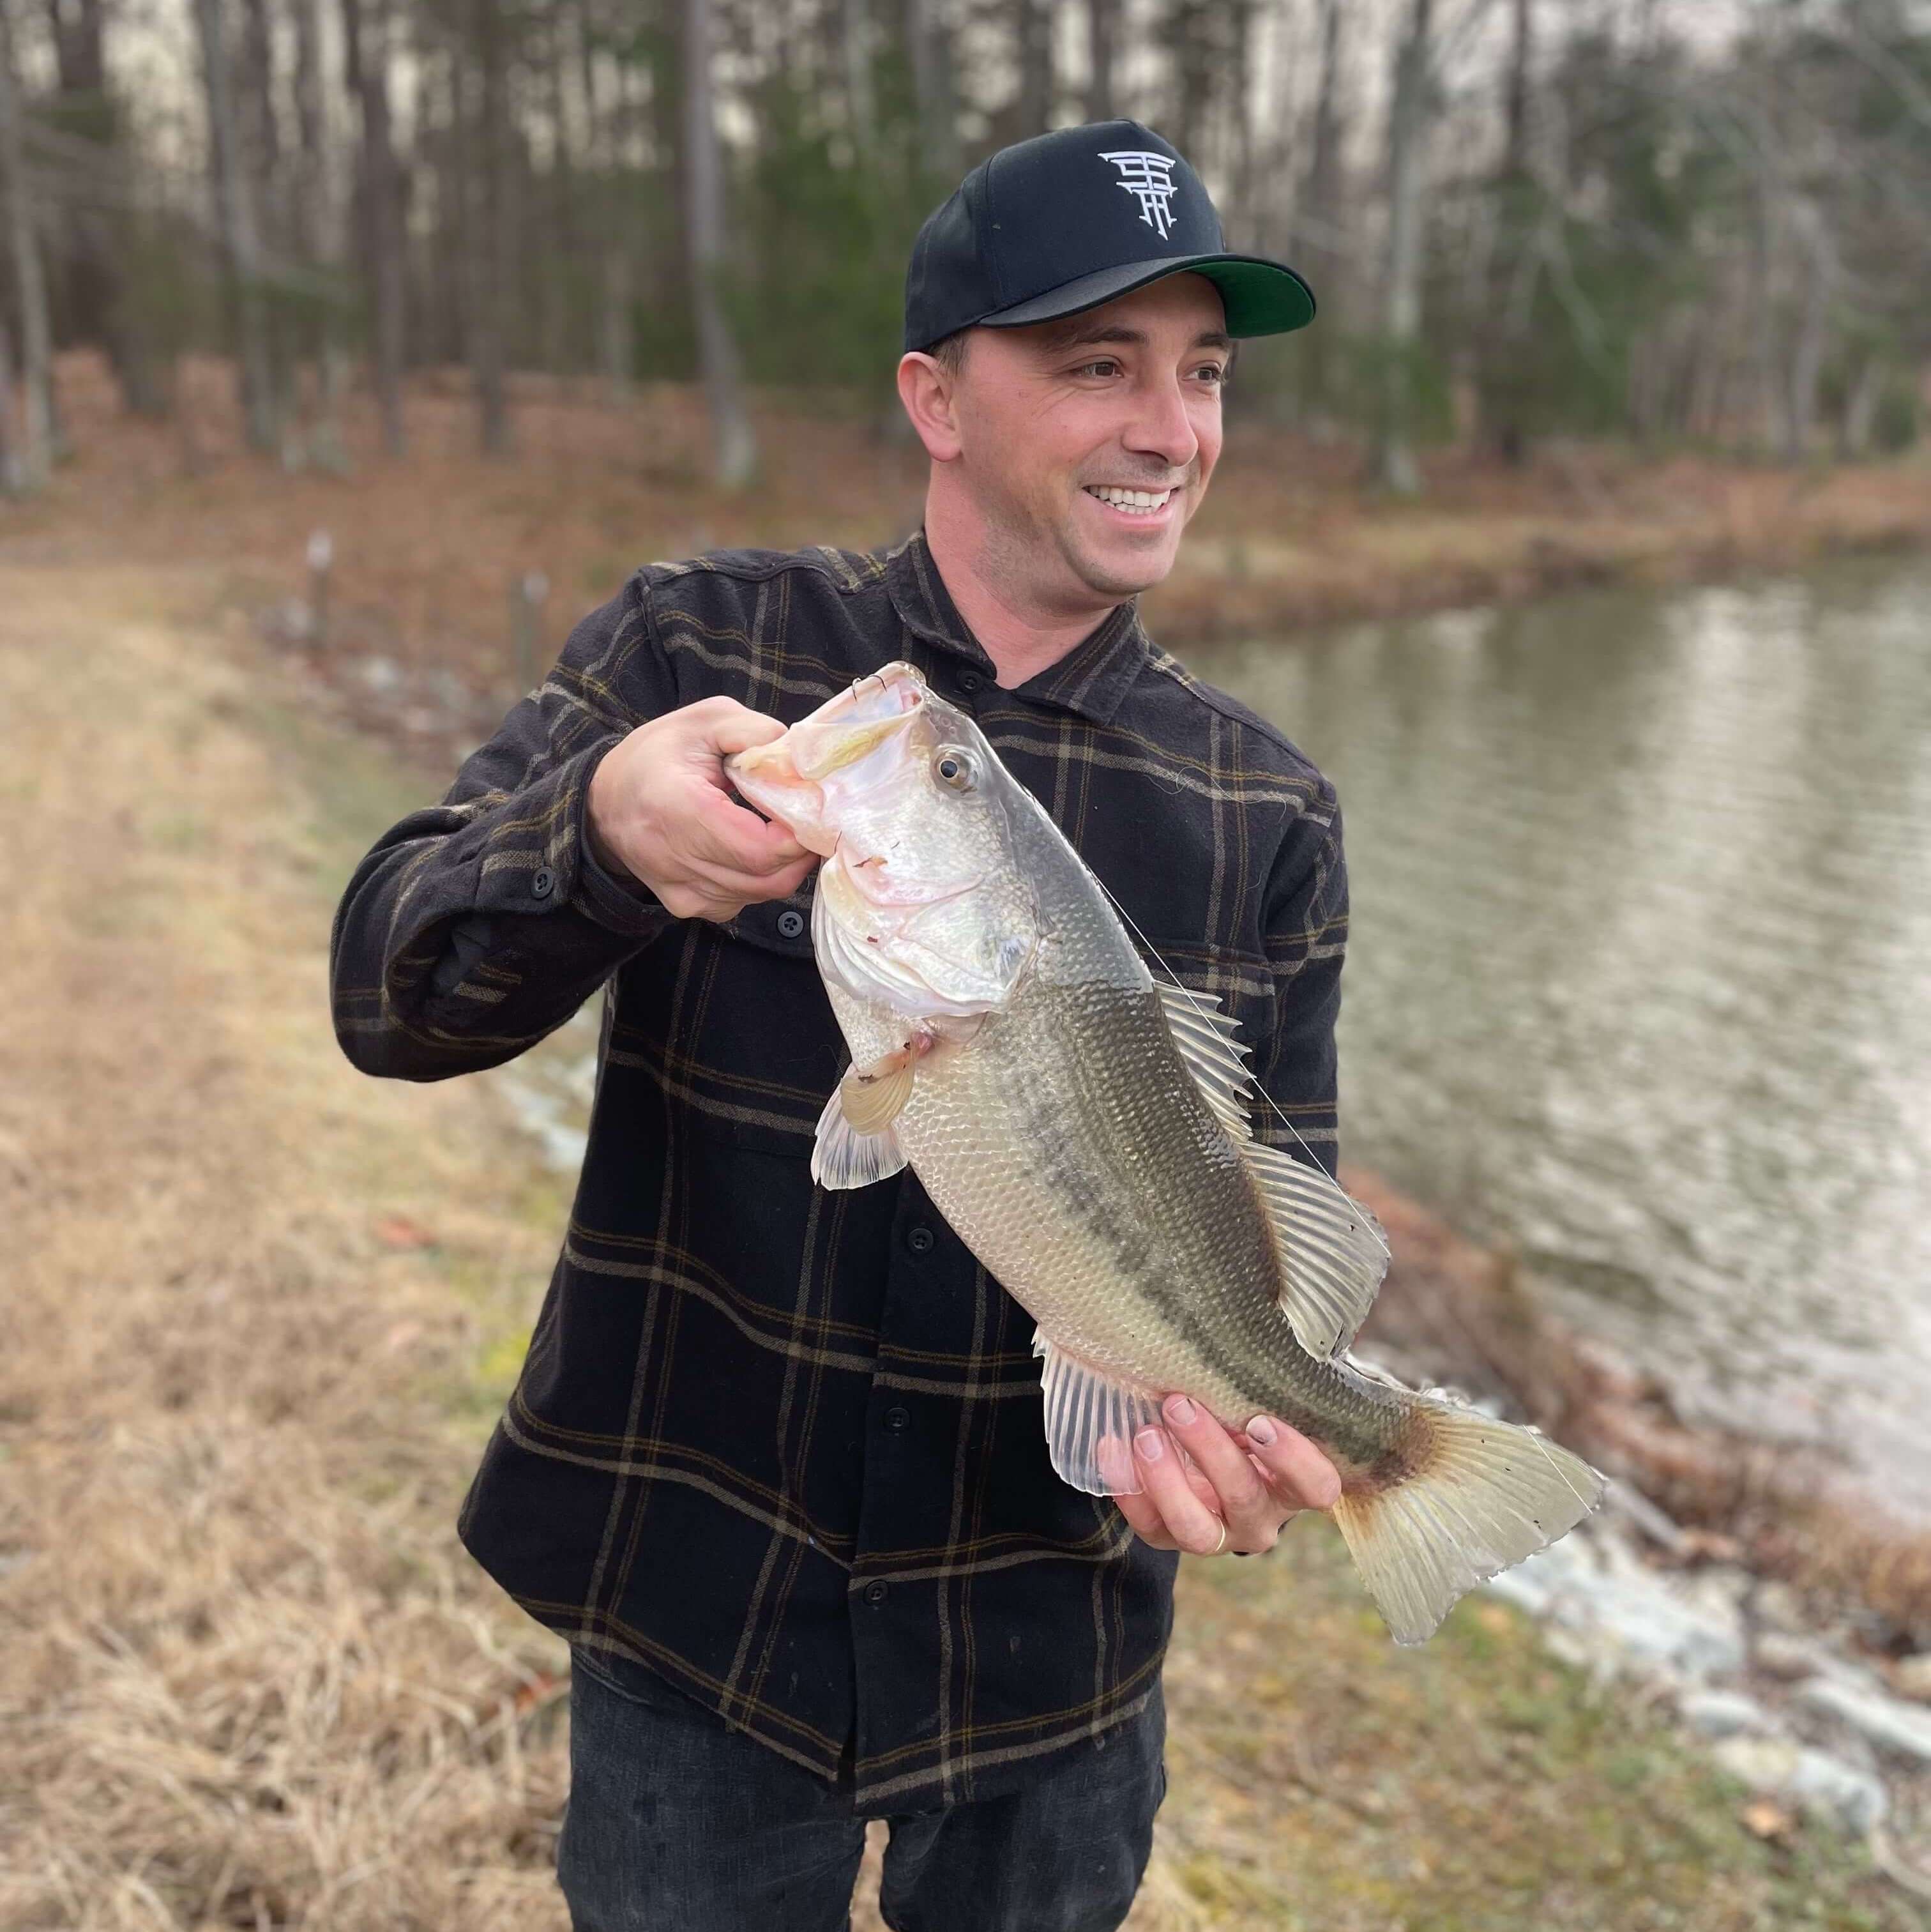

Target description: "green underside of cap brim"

left=976, top=254, right=1316, bottom=339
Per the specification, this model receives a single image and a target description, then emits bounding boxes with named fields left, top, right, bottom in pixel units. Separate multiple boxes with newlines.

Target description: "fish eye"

left=933, top=747, right=976, bottom=791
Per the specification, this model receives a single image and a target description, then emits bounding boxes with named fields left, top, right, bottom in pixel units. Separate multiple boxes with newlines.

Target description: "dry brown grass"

left=0, top=565, right=577, bottom=1929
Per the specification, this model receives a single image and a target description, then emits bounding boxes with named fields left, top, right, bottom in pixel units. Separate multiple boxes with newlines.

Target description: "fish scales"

left=731, top=662, right=1604, bottom=1645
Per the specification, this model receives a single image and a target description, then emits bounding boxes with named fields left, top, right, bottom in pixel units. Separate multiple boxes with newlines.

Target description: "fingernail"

left=1135, top=1427, right=1165, bottom=1463
left=1164, top=1394, right=1195, bottom=1426
left=1246, top=1417, right=1278, bottom=1447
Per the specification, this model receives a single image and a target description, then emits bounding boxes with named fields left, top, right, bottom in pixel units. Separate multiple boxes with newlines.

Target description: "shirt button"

left=776, top=908, right=805, bottom=938
left=884, top=1406, right=911, bottom=1433
left=864, top=1579, right=890, bottom=1606
left=531, top=865, right=556, bottom=899
left=905, top=1224, right=935, bottom=1256
left=956, top=669, right=984, bottom=694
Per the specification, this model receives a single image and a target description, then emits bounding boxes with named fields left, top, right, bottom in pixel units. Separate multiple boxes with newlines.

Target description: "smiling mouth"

left=1082, top=484, right=1177, bottom=517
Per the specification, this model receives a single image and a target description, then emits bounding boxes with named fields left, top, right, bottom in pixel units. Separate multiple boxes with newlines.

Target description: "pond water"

left=1193, top=555, right=1931, bottom=1523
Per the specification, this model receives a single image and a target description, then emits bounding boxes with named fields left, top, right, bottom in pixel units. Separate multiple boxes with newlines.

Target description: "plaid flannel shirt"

left=328, top=528, right=1347, bottom=1808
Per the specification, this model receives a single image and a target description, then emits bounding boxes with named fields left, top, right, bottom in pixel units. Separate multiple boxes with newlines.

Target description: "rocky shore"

left=1345, top=1169, right=1931, bottom=1889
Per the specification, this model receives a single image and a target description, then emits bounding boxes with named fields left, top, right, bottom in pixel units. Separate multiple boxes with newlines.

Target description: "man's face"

left=944, top=274, right=1230, bottom=605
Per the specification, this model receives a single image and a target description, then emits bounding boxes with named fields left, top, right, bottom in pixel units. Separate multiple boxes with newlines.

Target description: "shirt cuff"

left=570, top=738, right=671, bottom=939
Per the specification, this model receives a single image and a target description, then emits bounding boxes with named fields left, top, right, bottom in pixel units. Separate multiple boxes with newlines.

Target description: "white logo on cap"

left=1099, top=150, right=1179, bottom=238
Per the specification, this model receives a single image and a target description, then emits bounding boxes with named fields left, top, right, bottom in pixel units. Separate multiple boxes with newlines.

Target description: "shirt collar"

left=882, top=526, right=1151, bottom=727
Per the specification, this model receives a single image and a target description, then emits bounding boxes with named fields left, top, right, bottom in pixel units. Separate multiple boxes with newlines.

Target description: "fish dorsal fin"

left=1033, top=1332, right=1164, bottom=1496
left=1153, top=982, right=1388, bottom=1357
left=1155, top=982, right=1255, bottom=1141
left=1245, top=1139, right=1390, bottom=1356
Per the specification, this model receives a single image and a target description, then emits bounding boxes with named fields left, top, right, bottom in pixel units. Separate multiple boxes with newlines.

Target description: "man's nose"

left=1121, top=372, right=1199, bottom=472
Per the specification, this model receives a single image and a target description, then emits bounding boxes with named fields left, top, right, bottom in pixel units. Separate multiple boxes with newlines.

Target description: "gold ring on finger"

left=1211, top=1519, right=1229, bottom=1556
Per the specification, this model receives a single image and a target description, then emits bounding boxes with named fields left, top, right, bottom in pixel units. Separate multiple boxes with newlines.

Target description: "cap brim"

left=974, top=254, right=1315, bottom=338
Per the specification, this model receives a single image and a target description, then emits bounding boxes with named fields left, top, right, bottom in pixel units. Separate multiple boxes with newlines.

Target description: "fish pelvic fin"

left=811, top=1079, right=909, bottom=1190
left=1331, top=1398, right=1605, bottom=1646
left=1244, top=1140, right=1389, bottom=1357
left=1034, top=1334, right=1165, bottom=1497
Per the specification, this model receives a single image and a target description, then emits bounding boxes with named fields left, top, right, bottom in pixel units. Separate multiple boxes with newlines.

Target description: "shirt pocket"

left=610, top=893, right=844, bottom=1160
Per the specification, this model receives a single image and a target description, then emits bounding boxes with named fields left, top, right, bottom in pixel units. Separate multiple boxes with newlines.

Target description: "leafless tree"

left=1086, top=0, right=1118, bottom=122
left=0, top=0, right=55, bottom=489
left=344, top=0, right=406, bottom=454
left=1372, top=0, right=1434, bottom=494
left=684, top=0, right=755, bottom=486
left=191, top=0, right=278, bottom=452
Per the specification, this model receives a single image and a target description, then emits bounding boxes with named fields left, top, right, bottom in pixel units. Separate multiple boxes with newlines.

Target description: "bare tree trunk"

left=44, top=0, right=150, bottom=411
left=0, top=0, right=54, bottom=488
left=1783, top=198, right=1831, bottom=466
left=1014, top=0, right=1051, bottom=139
left=238, top=0, right=294, bottom=450
left=1749, top=52, right=1782, bottom=460
left=471, top=0, right=511, bottom=454
left=0, top=314, right=18, bottom=493
left=1504, top=0, right=1531, bottom=174
left=343, top=0, right=406, bottom=454
left=1372, top=0, right=1433, bottom=496
left=1086, top=0, right=1116, bottom=121
left=842, top=0, right=874, bottom=149
left=1167, top=0, right=1212, bottom=160
left=191, top=0, right=277, bottom=452
left=902, top=0, right=958, bottom=183
left=683, top=0, right=753, bottom=488
left=291, top=0, right=348, bottom=469
left=1293, top=0, right=1344, bottom=425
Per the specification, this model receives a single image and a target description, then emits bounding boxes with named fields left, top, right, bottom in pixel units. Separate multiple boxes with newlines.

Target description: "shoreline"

left=1345, top=1168, right=1931, bottom=1652
left=3, top=358, right=1930, bottom=669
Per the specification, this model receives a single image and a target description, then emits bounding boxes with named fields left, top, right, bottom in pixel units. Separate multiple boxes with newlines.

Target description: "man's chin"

left=1063, top=531, right=1180, bottom=601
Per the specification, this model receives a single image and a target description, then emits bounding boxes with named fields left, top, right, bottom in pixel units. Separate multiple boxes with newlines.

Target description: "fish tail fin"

left=1329, top=1399, right=1604, bottom=1646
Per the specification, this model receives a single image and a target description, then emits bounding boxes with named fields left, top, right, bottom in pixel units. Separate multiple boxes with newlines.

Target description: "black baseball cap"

left=904, top=119, right=1315, bottom=355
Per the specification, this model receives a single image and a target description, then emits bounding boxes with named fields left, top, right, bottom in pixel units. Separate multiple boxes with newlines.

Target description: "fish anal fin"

left=811, top=1081, right=909, bottom=1190
left=1154, top=982, right=1254, bottom=1141
left=1245, top=1140, right=1390, bottom=1356
left=1034, top=1333, right=1165, bottom=1496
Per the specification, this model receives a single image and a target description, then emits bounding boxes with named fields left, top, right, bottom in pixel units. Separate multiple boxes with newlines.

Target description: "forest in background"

left=3, top=0, right=1931, bottom=501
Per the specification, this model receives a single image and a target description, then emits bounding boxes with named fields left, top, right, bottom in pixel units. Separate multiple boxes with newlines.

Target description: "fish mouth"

left=727, top=666, right=928, bottom=855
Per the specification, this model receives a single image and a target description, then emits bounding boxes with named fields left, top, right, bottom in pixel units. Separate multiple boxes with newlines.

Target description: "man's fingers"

left=1160, top=1395, right=1272, bottom=1543
left=690, top=698, right=790, bottom=759
left=1132, top=1427, right=1225, bottom=1556
left=690, top=786, right=812, bottom=874
left=1244, top=1416, right=1343, bottom=1512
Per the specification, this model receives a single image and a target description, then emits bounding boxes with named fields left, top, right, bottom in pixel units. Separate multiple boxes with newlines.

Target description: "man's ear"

left=897, top=353, right=964, bottom=464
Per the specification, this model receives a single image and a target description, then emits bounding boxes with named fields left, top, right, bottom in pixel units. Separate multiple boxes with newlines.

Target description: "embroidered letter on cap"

left=1098, top=150, right=1179, bottom=238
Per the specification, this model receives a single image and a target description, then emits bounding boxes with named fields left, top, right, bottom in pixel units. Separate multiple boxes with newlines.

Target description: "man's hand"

left=1106, top=1397, right=1342, bottom=1557
left=588, top=698, right=817, bottom=922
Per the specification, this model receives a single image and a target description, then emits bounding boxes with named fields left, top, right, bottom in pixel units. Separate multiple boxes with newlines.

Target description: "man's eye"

left=1075, top=360, right=1121, bottom=378
left=1196, top=364, right=1229, bottom=386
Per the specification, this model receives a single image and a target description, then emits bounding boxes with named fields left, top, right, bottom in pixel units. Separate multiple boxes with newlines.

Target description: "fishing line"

left=1091, top=872, right=1390, bottom=1264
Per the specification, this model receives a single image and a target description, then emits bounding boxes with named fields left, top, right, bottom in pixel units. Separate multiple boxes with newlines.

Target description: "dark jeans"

left=559, top=1645, right=1167, bottom=1932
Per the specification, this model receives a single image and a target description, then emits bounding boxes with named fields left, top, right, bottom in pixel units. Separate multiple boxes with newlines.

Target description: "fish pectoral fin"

left=1155, top=982, right=1255, bottom=1140
left=1245, top=1141, right=1390, bottom=1357
left=811, top=1079, right=909, bottom=1192
left=837, top=1047, right=918, bottom=1137
left=1034, top=1333, right=1166, bottom=1498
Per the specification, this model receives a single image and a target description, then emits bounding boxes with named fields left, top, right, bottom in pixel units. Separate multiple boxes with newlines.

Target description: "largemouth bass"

left=729, top=662, right=1602, bottom=1644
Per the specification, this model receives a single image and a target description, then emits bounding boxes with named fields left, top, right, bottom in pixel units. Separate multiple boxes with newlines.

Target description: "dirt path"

left=0, top=567, right=1914, bottom=1930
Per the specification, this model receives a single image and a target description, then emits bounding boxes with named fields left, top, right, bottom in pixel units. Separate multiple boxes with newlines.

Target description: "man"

left=331, top=121, right=1347, bottom=1931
